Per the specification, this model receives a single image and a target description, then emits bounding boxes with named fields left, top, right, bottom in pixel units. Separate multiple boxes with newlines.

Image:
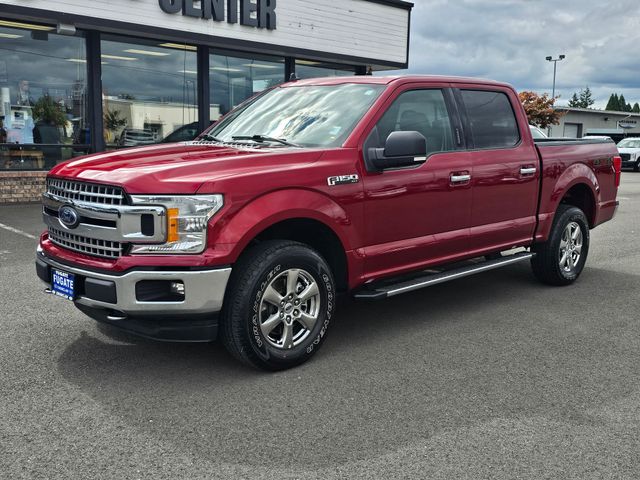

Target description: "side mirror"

left=367, top=131, right=427, bottom=171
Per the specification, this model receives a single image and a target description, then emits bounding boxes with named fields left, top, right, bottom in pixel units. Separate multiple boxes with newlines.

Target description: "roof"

left=555, top=106, right=640, bottom=117
left=284, top=75, right=514, bottom=89
left=362, top=0, right=414, bottom=10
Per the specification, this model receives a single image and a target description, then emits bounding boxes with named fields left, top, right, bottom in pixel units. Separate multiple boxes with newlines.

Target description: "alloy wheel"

left=258, top=268, right=321, bottom=349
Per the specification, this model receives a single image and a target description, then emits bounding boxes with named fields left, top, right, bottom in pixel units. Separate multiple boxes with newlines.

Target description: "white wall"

left=2, top=0, right=410, bottom=66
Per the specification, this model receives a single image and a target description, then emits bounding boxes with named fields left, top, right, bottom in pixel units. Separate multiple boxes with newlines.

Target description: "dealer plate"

left=52, top=269, right=75, bottom=301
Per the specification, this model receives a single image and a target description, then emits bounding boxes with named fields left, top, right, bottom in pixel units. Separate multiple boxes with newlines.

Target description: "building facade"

left=550, top=106, right=640, bottom=141
left=0, top=0, right=413, bottom=202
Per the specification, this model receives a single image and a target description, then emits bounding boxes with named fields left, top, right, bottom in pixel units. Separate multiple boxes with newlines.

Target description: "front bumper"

left=36, top=246, right=232, bottom=341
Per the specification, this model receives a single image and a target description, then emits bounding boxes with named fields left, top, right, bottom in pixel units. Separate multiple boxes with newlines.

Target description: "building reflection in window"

left=210, top=51, right=284, bottom=119
left=0, top=19, right=89, bottom=170
left=101, top=36, right=198, bottom=147
left=295, top=60, right=355, bottom=80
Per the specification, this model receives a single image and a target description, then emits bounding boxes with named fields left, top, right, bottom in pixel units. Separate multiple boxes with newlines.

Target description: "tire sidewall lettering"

left=251, top=264, right=282, bottom=350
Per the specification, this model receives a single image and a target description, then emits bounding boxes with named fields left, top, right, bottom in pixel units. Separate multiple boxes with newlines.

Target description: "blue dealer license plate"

left=52, top=269, right=75, bottom=300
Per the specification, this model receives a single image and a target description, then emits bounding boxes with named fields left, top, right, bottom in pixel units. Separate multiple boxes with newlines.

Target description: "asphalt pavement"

left=1, top=174, right=639, bottom=479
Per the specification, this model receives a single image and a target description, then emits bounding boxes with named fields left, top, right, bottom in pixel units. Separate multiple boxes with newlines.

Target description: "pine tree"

left=578, top=86, right=594, bottom=108
left=606, top=93, right=619, bottom=111
left=568, top=93, right=580, bottom=107
left=633, top=103, right=640, bottom=113
left=620, top=94, right=628, bottom=112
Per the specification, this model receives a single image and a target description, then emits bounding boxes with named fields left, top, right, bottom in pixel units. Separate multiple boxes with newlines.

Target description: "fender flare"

left=209, top=189, right=358, bottom=263
left=536, top=163, right=599, bottom=241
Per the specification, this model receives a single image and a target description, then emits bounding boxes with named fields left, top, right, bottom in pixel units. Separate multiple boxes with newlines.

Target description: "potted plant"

left=104, top=108, right=127, bottom=144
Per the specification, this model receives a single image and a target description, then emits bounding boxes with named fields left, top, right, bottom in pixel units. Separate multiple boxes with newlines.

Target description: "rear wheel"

left=220, top=240, right=335, bottom=370
left=531, top=205, right=590, bottom=285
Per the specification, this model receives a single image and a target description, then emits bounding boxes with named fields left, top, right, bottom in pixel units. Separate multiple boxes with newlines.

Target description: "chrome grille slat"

left=46, top=178, right=125, bottom=206
left=45, top=179, right=127, bottom=259
left=48, top=227, right=123, bottom=259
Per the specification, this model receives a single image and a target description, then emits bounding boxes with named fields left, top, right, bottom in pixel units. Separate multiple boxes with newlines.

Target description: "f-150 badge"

left=327, top=174, right=359, bottom=186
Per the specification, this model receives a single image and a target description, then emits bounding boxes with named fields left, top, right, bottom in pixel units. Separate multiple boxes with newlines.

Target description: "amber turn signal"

left=167, top=208, right=180, bottom=242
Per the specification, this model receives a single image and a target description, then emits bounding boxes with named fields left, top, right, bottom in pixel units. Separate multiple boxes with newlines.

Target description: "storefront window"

left=295, top=60, right=355, bottom=80
left=210, top=51, right=284, bottom=119
left=0, top=19, right=89, bottom=170
left=101, top=36, right=198, bottom=147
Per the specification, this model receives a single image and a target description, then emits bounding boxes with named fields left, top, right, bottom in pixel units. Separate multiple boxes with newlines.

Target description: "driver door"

left=360, top=85, right=473, bottom=279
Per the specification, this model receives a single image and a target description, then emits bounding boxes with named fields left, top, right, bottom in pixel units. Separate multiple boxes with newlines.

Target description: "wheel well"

left=246, top=218, right=349, bottom=292
left=560, top=183, right=596, bottom=227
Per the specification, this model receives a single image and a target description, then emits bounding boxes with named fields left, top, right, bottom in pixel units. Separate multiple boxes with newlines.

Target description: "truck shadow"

left=56, top=264, right=640, bottom=471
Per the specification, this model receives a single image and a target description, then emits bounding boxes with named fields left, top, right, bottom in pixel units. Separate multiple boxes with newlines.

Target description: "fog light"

left=170, top=281, right=185, bottom=296
left=135, top=280, right=185, bottom=302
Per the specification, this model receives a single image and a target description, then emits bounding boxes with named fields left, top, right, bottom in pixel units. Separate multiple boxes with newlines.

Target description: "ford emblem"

left=59, top=205, right=80, bottom=229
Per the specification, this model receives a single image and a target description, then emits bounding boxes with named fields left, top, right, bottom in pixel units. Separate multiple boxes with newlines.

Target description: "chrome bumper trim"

left=37, top=247, right=231, bottom=315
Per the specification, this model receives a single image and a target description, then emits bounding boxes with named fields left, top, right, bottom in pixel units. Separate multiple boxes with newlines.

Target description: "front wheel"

left=634, top=160, right=640, bottom=172
left=531, top=205, right=590, bottom=286
left=220, top=240, right=336, bottom=370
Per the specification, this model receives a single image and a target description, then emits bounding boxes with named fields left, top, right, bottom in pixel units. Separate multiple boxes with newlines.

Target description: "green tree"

left=633, top=103, right=640, bottom=113
left=568, top=87, right=594, bottom=108
left=619, top=94, right=630, bottom=112
left=578, top=86, right=594, bottom=108
left=606, top=93, right=620, bottom=111
left=568, top=92, right=580, bottom=107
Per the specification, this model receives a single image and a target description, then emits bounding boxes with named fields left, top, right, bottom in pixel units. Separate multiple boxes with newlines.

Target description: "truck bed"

left=534, top=136, right=619, bottom=242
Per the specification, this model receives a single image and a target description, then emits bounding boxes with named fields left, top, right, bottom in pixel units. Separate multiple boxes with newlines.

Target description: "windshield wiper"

left=232, top=134, right=301, bottom=148
left=199, top=133, right=224, bottom=142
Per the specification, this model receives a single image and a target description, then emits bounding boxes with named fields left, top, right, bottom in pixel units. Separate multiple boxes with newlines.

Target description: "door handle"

left=520, top=167, right=537, bottom=175
left=450, top=174, right=471, bottom=183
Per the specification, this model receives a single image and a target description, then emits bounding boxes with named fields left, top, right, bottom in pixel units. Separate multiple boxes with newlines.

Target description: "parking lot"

left=1, top=174, right=639, bottom=479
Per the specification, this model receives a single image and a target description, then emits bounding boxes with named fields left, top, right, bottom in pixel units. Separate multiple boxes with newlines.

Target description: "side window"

left=461, top=90, right=520, bottom=149
left=372, top=89, right=454, bottom=155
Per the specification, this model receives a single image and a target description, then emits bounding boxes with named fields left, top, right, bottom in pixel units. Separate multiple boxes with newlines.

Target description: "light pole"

left=546, top=55, right=565, bottom=135
left=546, top=54, right=565, bottom=101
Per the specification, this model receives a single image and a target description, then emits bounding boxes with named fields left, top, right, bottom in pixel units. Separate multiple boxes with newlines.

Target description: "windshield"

left=207, top=84, right=385, bottom=148
left=617, top=138, right=640, bottom=148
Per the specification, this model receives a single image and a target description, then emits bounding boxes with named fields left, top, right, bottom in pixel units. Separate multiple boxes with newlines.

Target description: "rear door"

left=360, top=83, right=472, bottom=278
left=454, top=87, right=540, bottom=252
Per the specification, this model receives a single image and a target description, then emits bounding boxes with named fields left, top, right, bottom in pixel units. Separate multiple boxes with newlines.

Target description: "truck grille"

left=48, top=226, right=123, bottom=259
left=47, top=178, right=125, bottom=206
left=620, top=153, right=631, bottom=162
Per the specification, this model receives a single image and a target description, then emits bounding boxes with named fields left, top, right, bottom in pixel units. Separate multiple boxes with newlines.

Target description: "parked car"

left=616, top=137, right=640, bottom=171
left=162, top=122, right=199, bottom=143
left=37, top=75, right=621, bottom=370
left=529, top=125, right=547, bottom=138
left=118, top=128, right=156, bottom=147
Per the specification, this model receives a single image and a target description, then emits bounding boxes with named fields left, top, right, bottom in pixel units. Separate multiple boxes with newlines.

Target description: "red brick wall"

left=0, top=171, right=47, bottom=204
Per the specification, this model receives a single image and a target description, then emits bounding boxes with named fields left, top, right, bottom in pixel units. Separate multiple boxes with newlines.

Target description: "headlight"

left=129, top=195, right=223, bottom=254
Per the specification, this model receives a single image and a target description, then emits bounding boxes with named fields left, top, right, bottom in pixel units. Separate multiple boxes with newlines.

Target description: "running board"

left=353, top=252, right=534, bottom=300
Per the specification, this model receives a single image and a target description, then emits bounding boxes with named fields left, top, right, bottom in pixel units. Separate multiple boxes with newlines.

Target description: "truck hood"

left=49, top=142, right=324, bottom=194
left=617, top=148, right=640, bottom=155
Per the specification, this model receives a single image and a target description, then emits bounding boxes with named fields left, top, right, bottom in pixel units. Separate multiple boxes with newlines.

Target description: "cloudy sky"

left=400, top=0, right=640, bottom=108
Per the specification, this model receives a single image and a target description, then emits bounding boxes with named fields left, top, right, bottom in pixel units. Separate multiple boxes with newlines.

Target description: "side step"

left=353, top=252, right=534, bottom=300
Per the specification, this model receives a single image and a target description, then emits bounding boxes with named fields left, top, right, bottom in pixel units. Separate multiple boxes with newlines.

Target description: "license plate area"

left=52, top=269, right=75, bottom=301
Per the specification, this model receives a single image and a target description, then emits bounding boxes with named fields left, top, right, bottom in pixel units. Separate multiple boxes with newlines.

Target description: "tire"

left=220, top=240, right=336, bottom=370
left=531, top=204, right=590, bottom=286
left=634, top=160, right=640, bottom=172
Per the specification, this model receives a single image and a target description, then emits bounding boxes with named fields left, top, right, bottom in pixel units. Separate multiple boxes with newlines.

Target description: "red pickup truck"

left=36, top=76, right=621, bottom=370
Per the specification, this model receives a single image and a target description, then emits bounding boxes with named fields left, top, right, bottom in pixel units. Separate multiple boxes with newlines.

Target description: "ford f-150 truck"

left=36, top=76, right=621, bottom=370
